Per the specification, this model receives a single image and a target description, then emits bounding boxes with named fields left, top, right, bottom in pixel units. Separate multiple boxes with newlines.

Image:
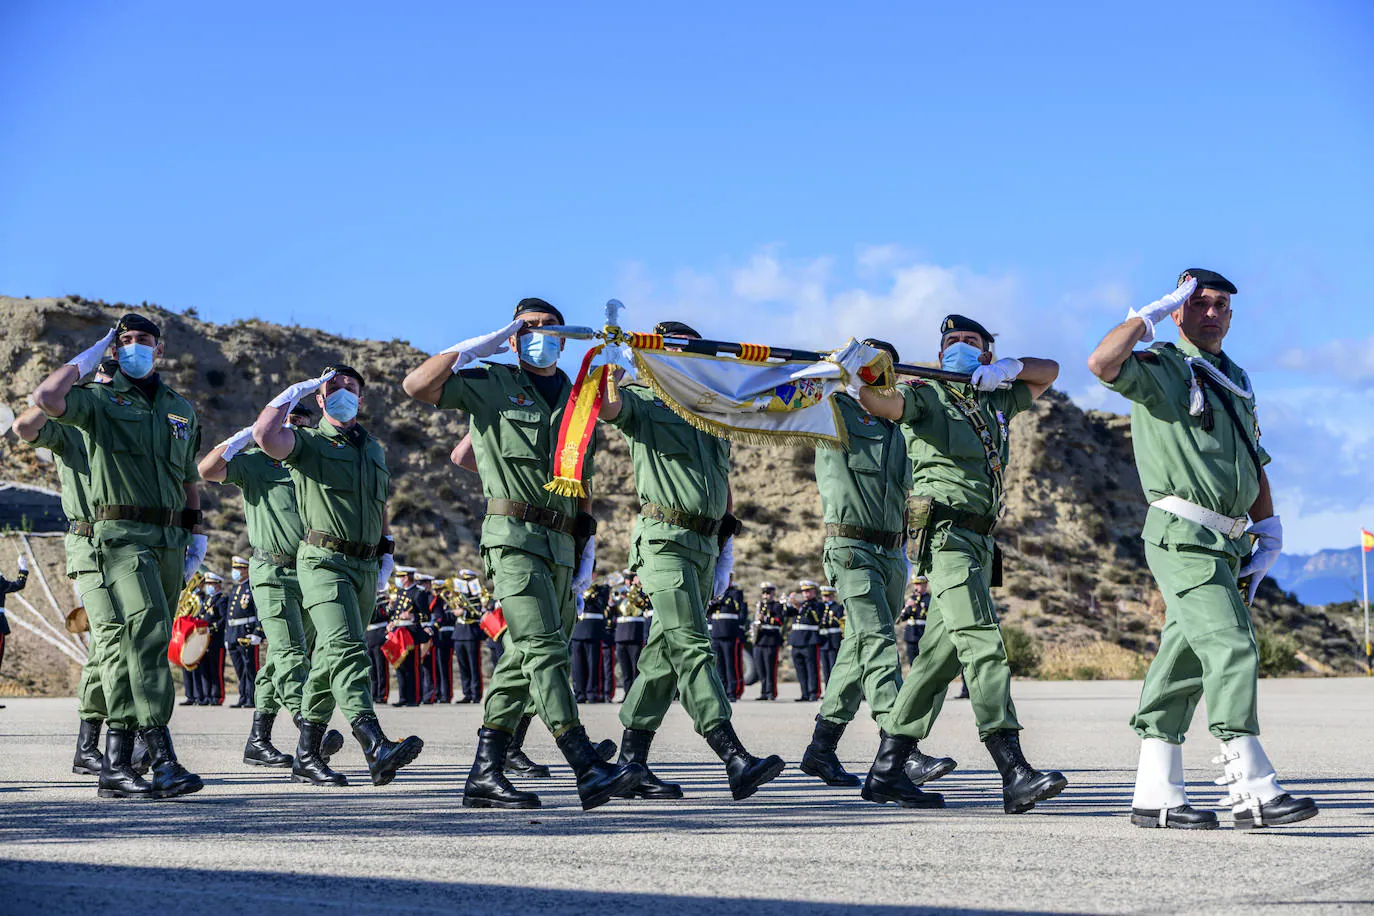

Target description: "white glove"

left=218, top=426, right=257, bottom=461
left=66, top=328, right=117, bottom=377
left=1128, top=277, right=1197, bottom=344
left=376, top=553, right=395, bottom=594
left=712, top=536, right=735, bottom=599
left=17, top=554, right=29, bottom=573
left=268, top=369, right=335, bottom=411
left=183, top=534, right=208, bottom=583
left=830, top=339, right=888, bottom=399
left=249, top=634, right=263, bottom=645
left=970, top=357, right=1023, bottom=392
left=442, top=319, right=524, bottom=373
left=1239, top=515, right=1282, bottom=603
left=571, top=536, right=596, bottom=595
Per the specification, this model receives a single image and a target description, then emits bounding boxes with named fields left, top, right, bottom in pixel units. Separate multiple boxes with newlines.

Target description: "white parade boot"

left=1129, top=738, right=1217, bottom=829
left=1213, top=735, right=1318, bottom=830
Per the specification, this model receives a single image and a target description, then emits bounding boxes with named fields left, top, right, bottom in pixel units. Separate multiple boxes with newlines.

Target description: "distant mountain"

left=1271, top=547, right=1367, bottom=606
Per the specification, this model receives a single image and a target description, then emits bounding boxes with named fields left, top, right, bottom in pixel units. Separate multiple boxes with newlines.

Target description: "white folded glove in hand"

left=376, top=553, right=395, bottom=594
left=442, top=319, right=525, bottom=373
left=67, top=328, right=117, bottom=378
left=712, top=536, right=735, bottom=599
left=1128, top=277, right=1197, bottom=344
left=831, top=339, right=888, bottom=399
left=218, top=426, right=257, bottom=461
left=17, top=553, right=29, bottom=573
left=971, top=357, right=1024, bottom=392
left=268, top=369, right=336, bottom=411
left=572, top=536, right=596, bottom=595
left=184, top=534, right=209, bottom=583
left=1239, top=515, right=1282, bottom=603
left=249, top=634, right=263, bottom=646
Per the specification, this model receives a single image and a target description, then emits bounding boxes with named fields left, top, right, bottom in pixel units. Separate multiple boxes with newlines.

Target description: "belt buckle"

left=1228, top=518, right=1248, bottom=539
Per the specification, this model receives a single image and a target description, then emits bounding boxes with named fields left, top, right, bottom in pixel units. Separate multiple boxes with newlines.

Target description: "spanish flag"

left=1362, top=529, right=1374, bottom=552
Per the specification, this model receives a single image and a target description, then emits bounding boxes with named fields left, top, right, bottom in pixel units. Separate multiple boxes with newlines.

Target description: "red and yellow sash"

left=544, top=345, right=610, bottom=498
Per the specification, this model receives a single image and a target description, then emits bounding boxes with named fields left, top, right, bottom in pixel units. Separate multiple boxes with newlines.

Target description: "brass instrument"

left=626, top=581, right=651, bottom=613
left=434, top=576, right=462, bottom=609
left=176, top=570, right=205, bottom=619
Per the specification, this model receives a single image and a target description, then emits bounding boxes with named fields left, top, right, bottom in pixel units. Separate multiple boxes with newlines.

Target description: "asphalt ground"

left=0, top=678, right=1371, bottom=916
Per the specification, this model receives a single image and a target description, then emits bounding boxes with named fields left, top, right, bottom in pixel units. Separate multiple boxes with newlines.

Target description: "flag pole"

left=1362, top=530, right=1370, bottom=676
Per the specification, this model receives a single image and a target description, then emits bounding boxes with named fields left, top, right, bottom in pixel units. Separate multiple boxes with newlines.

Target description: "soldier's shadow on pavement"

left=0, top=858, right=1071, bottom=916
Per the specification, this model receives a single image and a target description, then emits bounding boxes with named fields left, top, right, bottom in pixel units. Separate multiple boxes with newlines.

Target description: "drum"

left=382, top=627, right=415, bottom=668
left=65, top=606, right=89, bottom=635
left=168, top=615, right=210, bottom=669
left=479, top=604, right=507, bottom=641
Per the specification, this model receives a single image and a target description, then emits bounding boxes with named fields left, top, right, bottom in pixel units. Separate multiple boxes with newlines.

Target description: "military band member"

left=857, top=314, right=1066, bottom=814
left=614, top=580, right=648, bottom=697
left=195, top=573, right=228, bottom=706
left=752, top=584, right=784, bottom=701
left=897, top=576, right=931, bottom=669
left=404, top=299, right=644, bottom=810
left=366, top=592, right=391, bottom=703
left=413, top=574, right=445, bottom=704
left=786, top=581, right=824, bottom=702
left=598, top=589, right=618, bottom=702
left=707, top=579, right=748, bottom=702
left=1089, top=269, right=1317, bottom=830
left=818, top=585, right=844, bottom=688
left=571, top=583, right=609, bottom=703
left=34, top=314, right=206, bottom=799
left=453, top=570, right=485, bottom=704
left=253, top=363, right=423, bottom=787
left=387, top=569, right=430, bottom=707
left=224, top=560, right=262, bottom=708
left=0, top=556, right=26, bottom=684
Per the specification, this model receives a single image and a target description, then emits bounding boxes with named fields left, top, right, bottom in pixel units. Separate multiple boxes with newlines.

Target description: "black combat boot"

left=243, top=711, right=293, bottom=768
left=350, top=714, right=423, bottom=786
left=800, top=716, right=860, bottom=788
left=904, top=742, right=958, bottom=786
left=463, top=727, right=541, bottom=809
left=556, top=725, right=647, bottom=811
left=292, top=712, right=344, bottom=762
left=503, top=714, right=552, bottom=777
left=139, top=726, right=204, bottom=799
left=704, top=722, right=786, bottom=801
left=292, top=719, right=347, bottom=786
left=595, top=738, right=617, bottom=762
left=861, top=731, right=945, bottom=808
left=97, top=728, right=153, bottom=799
left=984, top=729, right=1067, bottom=814
left=614, top=728, right=684, bottom=800
left=73, top=718, right=104, bottom=776
left=130, top=731, right=151, bottom=775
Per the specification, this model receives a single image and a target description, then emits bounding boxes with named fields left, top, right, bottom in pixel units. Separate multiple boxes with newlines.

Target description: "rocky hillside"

left=0, top=295, right=1363, bottom=695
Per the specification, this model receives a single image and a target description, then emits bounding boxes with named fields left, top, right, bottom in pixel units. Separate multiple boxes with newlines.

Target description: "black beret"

left=862, top=338, right=901, bottom=363
left=325, top=364, right=366, bottom=389
left=1178, top=268, right=1237, bottom=295
left=289, top=403, right=315, bottom=419
left=115, top=313, right=160, bottom=340
left=96, top=358, right=121, bottom=378
left=654, top=321, right=701, bottom=338
left=940, top=314, right=993, bottom=343
left=513, top=297, right=565, bottom=326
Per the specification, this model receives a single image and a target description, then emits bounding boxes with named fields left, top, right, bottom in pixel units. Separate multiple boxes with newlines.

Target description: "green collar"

left=1174, top=337, right=1224, bottom=368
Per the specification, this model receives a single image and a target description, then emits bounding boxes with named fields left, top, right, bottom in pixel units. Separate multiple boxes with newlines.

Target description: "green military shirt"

left=899, top=379, right=1032, bottom=521
left=816, top=392, right=910, bottom=549
left=605, top=384, right=730, bottom=558
left=1102, top=340, right=1270, bottom=558
left=436, top=363, right=593, bottom=569
left=224, top=448, right=306, bottom=559
left=284, top=418, right=389, bottom=549
left=52, top=371, right=199, bottom=549
left=29, top=419, right=98, bottom=576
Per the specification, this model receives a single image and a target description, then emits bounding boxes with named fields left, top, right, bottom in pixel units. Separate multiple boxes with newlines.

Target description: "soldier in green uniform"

left=799, top=340, right=952, bottom=798
left=1089, top=269, right=1317, bottom=830
left=13, top=360, right=119, bottom=779
left=856, top=315, right=1066, bottom=813
left=34, top=315, right=207, bottom=800
left=199, top=403, right=346, bottom=773
left=403, top=299, right=645, bottom=811
left=598, top=320, right=785, bottom=802
left=251, top=364, right=423, bottom=787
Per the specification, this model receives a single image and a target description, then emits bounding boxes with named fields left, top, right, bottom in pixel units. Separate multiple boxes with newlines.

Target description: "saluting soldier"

left=817, top=585, right=844, bottom=688
left=856, top=314, right=1066, bottom=814
left=1089, top=269, right=1317, bottom=830
left=707, top=579, right=747, bottom=702
left=33, top=314, right=207, bottom=799
left=614, top=580, right=648, bottom=697
left=453, top=570, right=485, bottom=704
left=223, top=561, right=261, bottom=708
left=786, top=581, right=824, bottom=702
left=403, top=299, right=644, bottom=810
left=752, top=584, right=785, bottom=701
left=252, top=364, right=423, bottom=787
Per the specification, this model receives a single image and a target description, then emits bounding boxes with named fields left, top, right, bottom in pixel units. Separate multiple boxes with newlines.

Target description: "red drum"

left=168, top=616, right=210, bottom=669
left=479, top=604, right=507, bottom=641
left=382, top=627, right=415, bottom=668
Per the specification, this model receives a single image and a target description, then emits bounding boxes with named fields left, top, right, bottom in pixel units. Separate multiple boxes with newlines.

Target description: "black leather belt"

left=94, top=505, right=176, bottom=527
left=304, top=530, right=379, bottom=560
left=486, top=498, right=575, bottom=535
left=932, top=503, right=997, bottom=537
left=823, top=523, right=904, bottom=549
left=253, top=547, right=297, bottom=569
left=640, top=501, right=721, bottom=537
left=68, top=520, right=95, bottom=539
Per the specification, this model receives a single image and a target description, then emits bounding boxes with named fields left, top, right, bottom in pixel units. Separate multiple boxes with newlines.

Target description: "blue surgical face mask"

left=940, top=341, right=984, bottom=376
left=324, top=388, right=359, bottom=423
left=204, top=584, right=217, bottom=597
left=117, top=343, right=156, bottom=379
left=518, top=332, right=561, bottom=369
left=231, top=569, right=243, bottom=583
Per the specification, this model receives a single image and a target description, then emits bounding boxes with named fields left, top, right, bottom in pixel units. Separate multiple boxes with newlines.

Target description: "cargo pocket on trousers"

left=933, top=564, right=997, bottom=630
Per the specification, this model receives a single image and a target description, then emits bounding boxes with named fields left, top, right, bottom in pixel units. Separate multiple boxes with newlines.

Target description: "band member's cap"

left=395, top=565, right=416, bottom=575
left=513, top=297, right=565, bottom=326
left=458, top=569, right=479, bottom=579
left=203, top=572, right=224, bottom=583
left=231, top=556, right=249, bottom=567
left=820, top=585, right=837, bottom=594
left=940, top=314, right=994, bottom=344
left=760, top=582, right=776, bottom=591
left=115, top=313, right=161, bottom=340
left=1178, top=268, right=1237, bottom=295
left=799, top=579, right=819, bottom=589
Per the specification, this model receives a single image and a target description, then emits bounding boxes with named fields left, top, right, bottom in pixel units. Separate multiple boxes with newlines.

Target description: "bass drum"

left=741, top=644, right=759, bottom=686
left=168, top=616, right=210, bottom=669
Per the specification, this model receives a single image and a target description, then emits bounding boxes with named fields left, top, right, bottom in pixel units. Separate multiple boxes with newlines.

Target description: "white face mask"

left=231, top=569, right=243, bottom=583
left=204, top=584, right=217, bottom=596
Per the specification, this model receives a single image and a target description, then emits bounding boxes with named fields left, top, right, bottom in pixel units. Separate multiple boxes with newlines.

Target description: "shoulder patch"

left=507, top=393, right=535, bottom=408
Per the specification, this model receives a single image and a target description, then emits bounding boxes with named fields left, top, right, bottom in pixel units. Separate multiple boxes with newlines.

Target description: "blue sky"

left=2, top=1, right=1371, bottom=552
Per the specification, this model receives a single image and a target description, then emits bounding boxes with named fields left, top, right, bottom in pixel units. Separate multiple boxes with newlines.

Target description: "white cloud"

left=1273, top=336, right=1374, bottom=386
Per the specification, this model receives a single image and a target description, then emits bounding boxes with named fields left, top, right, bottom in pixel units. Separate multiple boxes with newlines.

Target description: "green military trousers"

left=296, top=546, right=376, bottom=725
left=74, top=541, right=181, bottom=730
left=1131, top=542, right=1259, bottom=744
left=482, top=545, right=581, bottom=737
left=620, top=540, right=732, bottom=736
left=886, top=526, right=1020, bottom=740
left=250, top=558, right=315, bottom=717
left=74, top=545, right=116, bottom=723
left=817, top=542, right=904, bottom=728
